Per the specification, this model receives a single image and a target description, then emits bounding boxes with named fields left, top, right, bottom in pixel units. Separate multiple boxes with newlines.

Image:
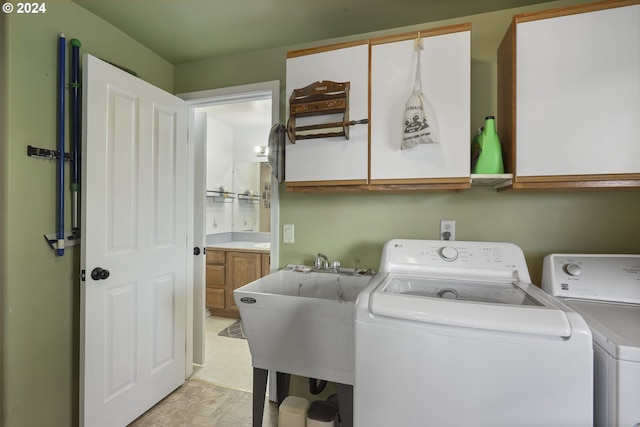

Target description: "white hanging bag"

left=401, top=37, right=440, bottom=150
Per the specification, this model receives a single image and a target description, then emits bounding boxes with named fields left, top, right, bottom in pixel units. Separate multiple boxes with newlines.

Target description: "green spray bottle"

left=471, top=116, right=504, bottom=174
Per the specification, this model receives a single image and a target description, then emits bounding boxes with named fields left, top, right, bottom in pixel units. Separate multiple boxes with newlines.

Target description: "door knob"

left=91, top=267, right=110, bottom=281
left=194, top=247, right=201, bottom=255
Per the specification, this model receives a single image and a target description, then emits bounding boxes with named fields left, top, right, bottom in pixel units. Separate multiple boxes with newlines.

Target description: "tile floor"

left=128, top=378, right=278, bottom=427
left=191, top=316, right=253, bottom=391
left=129, top=316, right=277, bottom=426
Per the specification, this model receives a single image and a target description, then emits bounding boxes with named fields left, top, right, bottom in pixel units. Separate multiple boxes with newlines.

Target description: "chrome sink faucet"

left=315, top=253, right=329, bottom=270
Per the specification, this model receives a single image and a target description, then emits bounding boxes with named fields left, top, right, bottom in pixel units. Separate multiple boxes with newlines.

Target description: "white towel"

left=268, top=123, right=285, bottom=183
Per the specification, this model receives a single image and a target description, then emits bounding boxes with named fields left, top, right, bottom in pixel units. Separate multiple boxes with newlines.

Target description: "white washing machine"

left=542, top=253, right=640, bottom=427
left=354, top=239, right=593, bottom=427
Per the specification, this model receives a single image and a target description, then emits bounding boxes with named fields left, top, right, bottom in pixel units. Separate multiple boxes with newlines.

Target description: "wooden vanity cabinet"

left=206, top=248, right=270, bottom=318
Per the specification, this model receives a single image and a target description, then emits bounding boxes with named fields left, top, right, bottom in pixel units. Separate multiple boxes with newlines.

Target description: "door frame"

left=178, top=81, right=280, bottom=398
left=179, top=79, right=280, bottom=268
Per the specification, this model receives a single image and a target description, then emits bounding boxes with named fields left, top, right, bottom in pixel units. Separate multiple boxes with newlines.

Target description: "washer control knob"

left=440, top=246, right=458, bottom=262
left=564, top=263, right=582, bottom=276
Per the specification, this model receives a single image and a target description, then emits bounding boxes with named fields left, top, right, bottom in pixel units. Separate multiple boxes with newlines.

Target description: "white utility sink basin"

left=234, top=267, right=373, bottom=385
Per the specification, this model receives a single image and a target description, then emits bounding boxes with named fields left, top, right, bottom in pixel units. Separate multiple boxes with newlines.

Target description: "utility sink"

left=234, top=266, right=373, bottom=385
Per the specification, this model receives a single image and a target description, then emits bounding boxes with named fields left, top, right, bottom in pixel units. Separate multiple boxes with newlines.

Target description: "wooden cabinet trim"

left=287, top=40, right=369, bottom=59
left=512, top=0, right=638, bottom=24
left=370, top=177, right=470, bottom=186
left=514, top=173, right=640, bottom=183
left=497, top=20, right=517, bottom=178
left=286, top=182, right=469, bottom=193
left=286, top=179, right=368, bottom=189
left=498, top=179, right=640, bottom=192
left=369, top=23, right=471, bottom=46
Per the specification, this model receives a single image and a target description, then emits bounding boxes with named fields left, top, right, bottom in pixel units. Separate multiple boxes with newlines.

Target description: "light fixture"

left=254, top=145, right=268, bottom=157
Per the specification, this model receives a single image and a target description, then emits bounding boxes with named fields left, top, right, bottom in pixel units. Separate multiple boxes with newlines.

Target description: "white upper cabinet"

left=370, top=25, right=471, bottom=185
left=498, top=0, right=640, bottom=190
left=285, top=42, right=369, bottom=188
left=284, top=24, right=472, bottom=192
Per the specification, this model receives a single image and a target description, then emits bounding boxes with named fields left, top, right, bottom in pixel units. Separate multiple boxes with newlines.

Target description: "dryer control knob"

left=564, top=263, right=582, bottom=276
left=440, top=246, right=458, bottom=262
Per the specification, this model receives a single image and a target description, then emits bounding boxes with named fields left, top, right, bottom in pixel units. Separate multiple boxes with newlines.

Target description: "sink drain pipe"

left=309, top=378, right=328, bottom=395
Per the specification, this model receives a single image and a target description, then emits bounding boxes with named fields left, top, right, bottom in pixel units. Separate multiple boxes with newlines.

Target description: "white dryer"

left=354, top=239, right=593, bottom=427
left=542, top=254, right=640, bottom=427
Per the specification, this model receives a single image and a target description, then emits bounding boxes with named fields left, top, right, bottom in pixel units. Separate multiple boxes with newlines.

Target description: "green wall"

left=1, top=1, right=172, bottom=425
left=175, top=0, right=640, bottom=285
left=278, top=187, right=640, bottom=284
left=1, top=9, right=8, bottom=425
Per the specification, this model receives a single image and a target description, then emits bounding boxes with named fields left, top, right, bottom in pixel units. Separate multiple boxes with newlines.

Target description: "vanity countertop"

left=206, top=241, right=270, bottom=252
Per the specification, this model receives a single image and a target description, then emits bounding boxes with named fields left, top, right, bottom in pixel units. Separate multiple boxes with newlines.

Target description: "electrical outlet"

left=440, top=220, right=455, bottom=241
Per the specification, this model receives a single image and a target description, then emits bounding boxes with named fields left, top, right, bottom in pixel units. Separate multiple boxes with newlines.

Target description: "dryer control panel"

left=542, top=254, right=640, bottom=304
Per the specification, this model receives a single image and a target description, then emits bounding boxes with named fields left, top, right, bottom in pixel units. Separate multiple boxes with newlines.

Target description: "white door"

left=80, top=54, right=189, bottom=427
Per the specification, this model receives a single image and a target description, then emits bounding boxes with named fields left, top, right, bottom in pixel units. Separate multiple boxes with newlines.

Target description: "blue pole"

left=57, top=33, right=65, bottom=256
left=70, top=38, right=81, bottom=233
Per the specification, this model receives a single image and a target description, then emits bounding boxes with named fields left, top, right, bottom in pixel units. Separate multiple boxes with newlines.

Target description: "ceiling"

left=72, top=0, right=553, bottom=65
left=197, top=99, right=273, bottom=129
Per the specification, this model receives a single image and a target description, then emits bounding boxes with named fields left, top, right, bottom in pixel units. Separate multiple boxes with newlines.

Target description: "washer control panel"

left=439, top=246, right=459, bottom=262
left=542, top=254, right=640, bottom=304
left=380, top=239, right=531, bottom=283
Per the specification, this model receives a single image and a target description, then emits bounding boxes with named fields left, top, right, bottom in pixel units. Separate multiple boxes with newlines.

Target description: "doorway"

left=180, top=81, right=280, bottom=394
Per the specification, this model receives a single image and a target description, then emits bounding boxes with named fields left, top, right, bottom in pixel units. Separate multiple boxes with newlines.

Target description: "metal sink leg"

left=253, top=367, right=268, bottom=427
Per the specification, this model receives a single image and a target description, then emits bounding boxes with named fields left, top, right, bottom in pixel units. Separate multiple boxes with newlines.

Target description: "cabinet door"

left=206, top=250, right=225, bottom=265
left=206, top=288, right=225, bottom=310
left=206, top=265, right=225, bottom=287
left=205, top=250, right=226, bottom=311
left=226, top=252, right=262, bottom=311
left=514, top=3, right=640, bottom=178
left=205, top=264, right=225, bottom=310
left=261, top=253, right=270, bottom=277
left=285, top=42, right=369, bottom=187
left=370, top=26, right=471, bottom=184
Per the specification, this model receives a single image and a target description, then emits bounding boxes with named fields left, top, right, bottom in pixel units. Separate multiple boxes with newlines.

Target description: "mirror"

left=233, top=162, right=271, bottom=233
left=199, top=97, right=272, bottom=235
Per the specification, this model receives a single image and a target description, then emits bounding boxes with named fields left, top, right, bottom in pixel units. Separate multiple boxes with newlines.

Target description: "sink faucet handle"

left=315, top=253, right=329, bottom=269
